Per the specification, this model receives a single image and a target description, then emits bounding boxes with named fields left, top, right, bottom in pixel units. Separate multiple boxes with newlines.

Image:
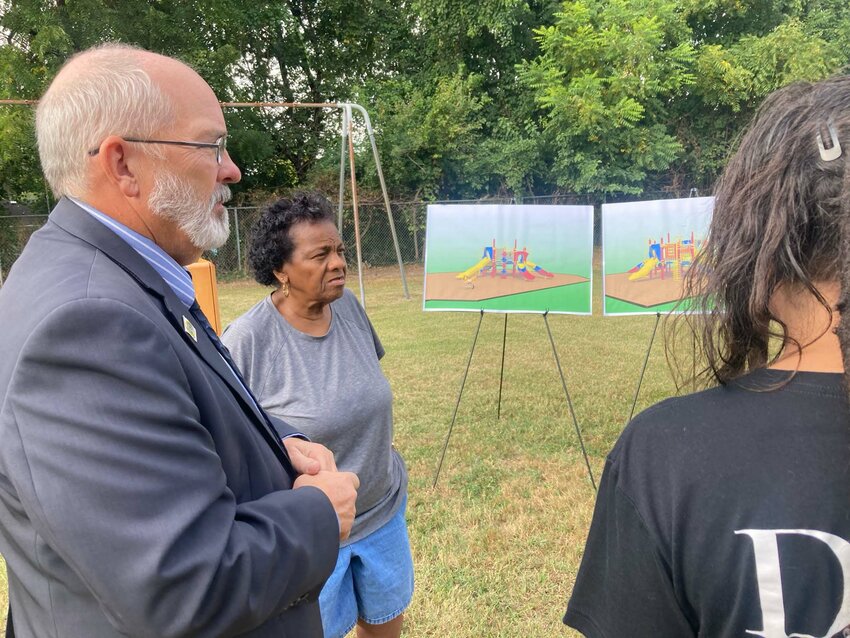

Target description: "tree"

left=2, top=0, right=849, bottom=203
left=521, top=0, right=695, bottom=195
left=0, top=1, right=411, bottom=201
left=521, top=0, right=847, bottom=195
left=327, top=0, right=558, bottom=199
left=675, top=12, right=842, bottom=187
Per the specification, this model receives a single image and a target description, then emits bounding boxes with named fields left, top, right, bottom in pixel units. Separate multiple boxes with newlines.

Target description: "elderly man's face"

left=142, top=61, right=241, bottom=263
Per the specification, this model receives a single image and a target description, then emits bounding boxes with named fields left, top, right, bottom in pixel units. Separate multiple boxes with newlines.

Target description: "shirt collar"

left=70, top=197, right=196, bottom=308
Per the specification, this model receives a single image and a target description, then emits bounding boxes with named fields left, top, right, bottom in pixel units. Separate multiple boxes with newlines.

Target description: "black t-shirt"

left=565, top=369, right=850, bottom=638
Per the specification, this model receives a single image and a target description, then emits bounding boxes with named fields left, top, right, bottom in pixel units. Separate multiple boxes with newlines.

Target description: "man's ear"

left=95, top=135, right=141, bottom=198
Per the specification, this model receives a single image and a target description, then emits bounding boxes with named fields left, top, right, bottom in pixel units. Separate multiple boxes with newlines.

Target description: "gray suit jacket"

left=0, top=199, right=339, bottom=637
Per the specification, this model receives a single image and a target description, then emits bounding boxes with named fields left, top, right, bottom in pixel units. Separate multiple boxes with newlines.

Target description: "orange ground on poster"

left=426, top=272, right=588, bottom=302
left=604, top=272, right=686, bottom=307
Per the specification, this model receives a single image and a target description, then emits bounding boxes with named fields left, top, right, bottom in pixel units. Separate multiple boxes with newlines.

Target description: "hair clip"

left=817, top=120, right=842, bottom=162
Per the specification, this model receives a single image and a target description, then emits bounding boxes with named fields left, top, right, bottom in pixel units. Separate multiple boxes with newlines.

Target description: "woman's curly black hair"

left=248, top=191, right=336, bottom=287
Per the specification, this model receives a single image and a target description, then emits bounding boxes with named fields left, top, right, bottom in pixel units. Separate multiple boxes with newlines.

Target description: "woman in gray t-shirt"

left=222, top=192, right=412, bottom=638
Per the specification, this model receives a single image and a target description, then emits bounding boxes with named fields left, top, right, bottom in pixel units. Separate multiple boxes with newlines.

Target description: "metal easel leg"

left=627, top=312, right=661, bottom=424
left=433, top=310, right=485, bottom=488
left=497, top=313, right=508, bottom=419
left=543, top=312, right=597, bottom=491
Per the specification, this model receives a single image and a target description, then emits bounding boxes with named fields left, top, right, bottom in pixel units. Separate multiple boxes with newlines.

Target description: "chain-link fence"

left=206, top=198, right=590, bottom=279
left=0, top=189, right=706, bottom=285
left=0, top=203, right=425, bottom=283
left=0, top=213, right=49, bottom=286
left=201, top=202, right=424, bottom=279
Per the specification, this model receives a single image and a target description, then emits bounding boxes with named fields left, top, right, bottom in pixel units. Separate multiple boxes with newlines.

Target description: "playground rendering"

left=426, top=239, right=587, bottom=304
left=601, top=197, right=714, bottom=315
left=423, top=204, right=594, bottom=314
left=604, top=231, right=705, bottom=309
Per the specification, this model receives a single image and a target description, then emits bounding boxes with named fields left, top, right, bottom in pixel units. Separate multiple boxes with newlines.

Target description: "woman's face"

left=276, top=220, right=347, bottom=306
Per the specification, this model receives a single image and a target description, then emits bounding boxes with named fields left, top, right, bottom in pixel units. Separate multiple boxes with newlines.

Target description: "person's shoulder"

left=623, top=385, right=720, bottom=430
left=8, top=226, right=146, bottom=312
left=222, top=297, right=273, bottom=343
left=610, top=384, right=729, bottom=467
left=333, top=289, right=370, bottom=326
left=334, top=288, right=361, bottom=312
left=619, top=369, right=838, bottom=457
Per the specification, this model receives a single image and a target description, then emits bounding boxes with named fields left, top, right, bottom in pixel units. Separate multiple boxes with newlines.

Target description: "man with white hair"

left=0, top=43, right=359, bottom=637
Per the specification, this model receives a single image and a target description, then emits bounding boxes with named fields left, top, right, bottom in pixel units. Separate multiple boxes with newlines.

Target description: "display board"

left=423, top=204, right=593, bottom=314
left=602, top=197, right=714, bottom=316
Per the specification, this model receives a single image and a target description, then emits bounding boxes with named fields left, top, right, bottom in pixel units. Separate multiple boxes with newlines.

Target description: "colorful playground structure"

left=457, top=240, right=554, bottom=284
left=627, top=232, right=704, bottom=281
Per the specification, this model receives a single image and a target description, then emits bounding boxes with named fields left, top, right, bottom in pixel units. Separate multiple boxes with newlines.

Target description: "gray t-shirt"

left=222, top=288, right=407, bottom=545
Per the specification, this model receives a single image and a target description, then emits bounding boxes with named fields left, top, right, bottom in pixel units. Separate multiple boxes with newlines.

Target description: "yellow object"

left=628, top=257, right=659, bottom=281
left=456, top=257, right=492, bottom=282
left=187, top=259, right=222, bottom=334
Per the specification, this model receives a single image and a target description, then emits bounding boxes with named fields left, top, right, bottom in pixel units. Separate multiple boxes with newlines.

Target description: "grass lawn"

left=0, top=254, right=686, bottom=637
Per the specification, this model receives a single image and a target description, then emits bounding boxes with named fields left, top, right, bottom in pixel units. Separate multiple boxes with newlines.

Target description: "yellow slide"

left=627, top=257, right=659, bottom=281
left=457, top=257, right=492, bottom=281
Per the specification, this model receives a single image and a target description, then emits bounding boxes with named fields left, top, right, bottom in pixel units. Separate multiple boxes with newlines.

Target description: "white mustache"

left=212, top=184, right=231, bottom=206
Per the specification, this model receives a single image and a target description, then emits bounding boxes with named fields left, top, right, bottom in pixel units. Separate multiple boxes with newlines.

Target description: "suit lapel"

left=50, top=199, right=292, bottom=470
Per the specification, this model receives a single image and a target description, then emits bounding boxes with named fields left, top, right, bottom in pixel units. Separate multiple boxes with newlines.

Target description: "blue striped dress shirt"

left=71, top=197, right=196, bottom=307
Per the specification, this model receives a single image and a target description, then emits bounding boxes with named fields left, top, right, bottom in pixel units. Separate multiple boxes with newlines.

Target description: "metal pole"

left=337, top=108, right=348, bottom=233
left=412, top=206, right=419, bottom=262
left=1, top=99, right=345, bottom=108
left=543, top=312, right=596, bottom=491
left=433, top=310, right=485, bottom=488
left=349, top=103, right=410, bottom=299
left=627, top=312, right=661, bottom=424
left=233, top=208, right=242, bottom=273
left=497, top=313, right=508, bottom=419
left=347, top=106, right=366, bottom=308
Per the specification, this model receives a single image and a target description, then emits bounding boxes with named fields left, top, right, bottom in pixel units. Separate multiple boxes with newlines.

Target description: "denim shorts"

left=319, top=496, right=414, bottom=638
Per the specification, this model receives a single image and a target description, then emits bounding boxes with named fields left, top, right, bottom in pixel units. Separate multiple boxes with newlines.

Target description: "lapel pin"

left=183, top=315, right=198, bottom=341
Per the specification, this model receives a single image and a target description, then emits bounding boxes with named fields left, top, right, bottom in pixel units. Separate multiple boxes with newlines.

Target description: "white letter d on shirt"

left=735, top=528, right=850, bottom=638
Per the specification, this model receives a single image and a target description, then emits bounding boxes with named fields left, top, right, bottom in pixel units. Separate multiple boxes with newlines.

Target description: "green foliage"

left=477, top=118, right=548, bottom=197
left=521, top=0, right=695, bottom=194
left=522, top=0, right=847, bottom=195
left=1, top=0, right=849, bottom=202
left=319, top=0, right=556, bottom=199
left=0, top=109, right=45, bottom=203
left=678, top=11, right=841, bottom=184
left=365, top=71, right=489, bottom=200
left=733, top=19, right=838, bottom=95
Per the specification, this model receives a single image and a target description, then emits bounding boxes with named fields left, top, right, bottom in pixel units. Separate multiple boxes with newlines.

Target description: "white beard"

left=148, top=172, right=231, bottom=251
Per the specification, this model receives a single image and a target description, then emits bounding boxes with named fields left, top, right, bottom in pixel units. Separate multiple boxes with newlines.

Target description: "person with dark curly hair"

left=565, top=76, right=850, bottom=637
left=222, top=192, right=412, bottom=638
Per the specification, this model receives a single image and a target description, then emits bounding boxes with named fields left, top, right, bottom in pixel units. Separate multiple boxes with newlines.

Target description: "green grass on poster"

left=424, top=281, right=591, bottom=313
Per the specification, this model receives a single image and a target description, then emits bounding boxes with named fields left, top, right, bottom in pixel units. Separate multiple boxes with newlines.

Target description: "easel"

left=432, top=310, right=597, bottom=491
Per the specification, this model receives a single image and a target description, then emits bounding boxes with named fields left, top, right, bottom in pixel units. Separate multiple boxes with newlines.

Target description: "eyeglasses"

left=88, top=135, right=228, bottom=164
